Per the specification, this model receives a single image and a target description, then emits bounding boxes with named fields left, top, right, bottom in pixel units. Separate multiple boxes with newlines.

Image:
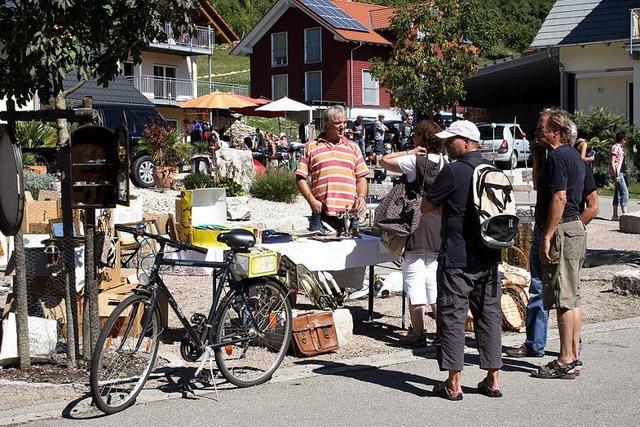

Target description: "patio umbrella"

left=231, top=95, right=277, bottom=117
left=179, top=91, right=257, bottom=134
left=179, top=91, right=257, bottom=110
left=254, top=96, right=313, bottom=132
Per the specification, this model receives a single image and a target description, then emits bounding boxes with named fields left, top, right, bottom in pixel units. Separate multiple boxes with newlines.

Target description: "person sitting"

left=379, top=120, right=446, bottom=346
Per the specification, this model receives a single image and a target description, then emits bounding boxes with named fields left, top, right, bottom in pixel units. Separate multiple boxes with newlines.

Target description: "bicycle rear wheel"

left=90, top=294, right=161, bottom=414
left=214, top=279, right=292, bottom=387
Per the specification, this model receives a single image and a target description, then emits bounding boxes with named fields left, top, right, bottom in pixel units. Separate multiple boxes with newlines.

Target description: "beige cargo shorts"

left=542, top=219, right=586, bottom=310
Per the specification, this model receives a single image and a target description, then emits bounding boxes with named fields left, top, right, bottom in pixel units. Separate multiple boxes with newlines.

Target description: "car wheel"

left=132, top=155, right=156, bottom=188
left=509, top=151, right=518, bottom=170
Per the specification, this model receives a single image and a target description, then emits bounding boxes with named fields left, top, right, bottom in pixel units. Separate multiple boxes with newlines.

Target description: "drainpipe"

left=208, top=26, right=213, bottom=93
left=350, top=42, right=363, bottom=110
left=547, top=46, right=566, bottom=110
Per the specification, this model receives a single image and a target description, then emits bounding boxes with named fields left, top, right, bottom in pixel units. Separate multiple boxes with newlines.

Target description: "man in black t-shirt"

left=506, top=123, right=598, bottom=361
left=421, top=120, right=503, bottom=400
left=531, top=109, right=587, bottom=380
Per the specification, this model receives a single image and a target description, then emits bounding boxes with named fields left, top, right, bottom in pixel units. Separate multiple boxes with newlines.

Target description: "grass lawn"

left=196, top=44, right=249, bottom=83
left=598, top=182, right=640, bottom=199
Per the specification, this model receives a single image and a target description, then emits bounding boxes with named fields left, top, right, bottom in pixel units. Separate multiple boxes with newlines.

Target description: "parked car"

left=95, top=104, right=163, bottom=188
left=477, top=123, right=531, bottom=170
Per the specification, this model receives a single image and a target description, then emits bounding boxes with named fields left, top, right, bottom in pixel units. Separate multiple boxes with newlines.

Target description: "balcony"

left=129, top=76, right=249, bottom=106
left=147, top=24, right=215, bottom=56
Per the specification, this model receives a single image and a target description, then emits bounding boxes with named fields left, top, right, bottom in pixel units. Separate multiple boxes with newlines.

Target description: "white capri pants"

left=402, top=251, right=438, bottom=306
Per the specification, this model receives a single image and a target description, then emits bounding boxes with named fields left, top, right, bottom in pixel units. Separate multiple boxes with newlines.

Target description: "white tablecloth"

left=262, top=235, right=397, bottom=271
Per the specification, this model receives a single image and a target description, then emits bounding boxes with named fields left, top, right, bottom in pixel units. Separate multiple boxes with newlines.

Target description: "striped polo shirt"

left=296, top=135, right=369, bottom=215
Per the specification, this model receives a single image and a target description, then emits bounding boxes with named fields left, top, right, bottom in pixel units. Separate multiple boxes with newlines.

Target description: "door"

left=115, top=124, right=130, bottom=206
left=511, top=125, right=529, bottom=156
left=153, top=65, right=177, bottom=100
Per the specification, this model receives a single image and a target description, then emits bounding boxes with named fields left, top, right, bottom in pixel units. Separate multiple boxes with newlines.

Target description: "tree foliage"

left=0, top=0, right=197, bottom=107
left=370, top=0, right=493, bottom=115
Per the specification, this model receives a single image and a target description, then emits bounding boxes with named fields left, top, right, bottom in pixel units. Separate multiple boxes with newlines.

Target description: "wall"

left=560, top=43, right=634, bottom=72
left=350, top=45, right=391, bottom=107
left=138, top=52, right=194, bottom=80
left=576, top=74, right=631, bottom=118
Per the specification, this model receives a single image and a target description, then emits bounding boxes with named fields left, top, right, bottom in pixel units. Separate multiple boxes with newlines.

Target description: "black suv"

left=95, top=104, right=163, bottom=188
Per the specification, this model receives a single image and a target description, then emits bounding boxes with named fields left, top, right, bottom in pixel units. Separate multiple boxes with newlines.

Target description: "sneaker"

left=505, top=345, right=544, bottom=358
left=612, top=215, right=619, bottom=221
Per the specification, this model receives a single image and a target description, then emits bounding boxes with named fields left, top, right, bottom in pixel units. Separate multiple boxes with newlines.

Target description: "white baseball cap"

left=435, top=120, right=480, bottom=142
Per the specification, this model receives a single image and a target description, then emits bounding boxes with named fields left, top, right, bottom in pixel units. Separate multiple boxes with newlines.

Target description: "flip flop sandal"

left=531, top=360, right=576, bottom=380
left=477, top=379, right=503, bottom=398
left=432, top=382, right=463, bottom=401
left=567, top=359, right=582, bottom=376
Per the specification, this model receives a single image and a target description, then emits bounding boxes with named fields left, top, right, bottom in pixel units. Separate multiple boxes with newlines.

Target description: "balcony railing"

left=129, top=75, right=249, bottom=104
left=150, top=24, right=215, bottom=52
left=196, top=80, right=249, bottom=97
left=629, top=9, right=640, bottom=54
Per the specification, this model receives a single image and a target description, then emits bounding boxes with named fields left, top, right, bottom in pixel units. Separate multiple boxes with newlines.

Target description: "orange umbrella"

left=179, top=91, right=257, bottom=110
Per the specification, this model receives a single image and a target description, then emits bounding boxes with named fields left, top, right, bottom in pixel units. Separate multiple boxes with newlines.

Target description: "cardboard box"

left=179, top=189, right=226, bottom=229
left=143, top=214, right=169, bottom=235
left=21, top=199, right=60, bottom=233
left=191, top=226, right=230, bottom=248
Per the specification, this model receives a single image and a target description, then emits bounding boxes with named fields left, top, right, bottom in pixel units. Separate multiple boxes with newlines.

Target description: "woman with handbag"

left=380, top=120, right=446, bottom=346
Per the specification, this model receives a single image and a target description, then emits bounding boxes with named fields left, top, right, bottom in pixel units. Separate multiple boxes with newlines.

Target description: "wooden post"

left=6, top=100, right=30, bottom=369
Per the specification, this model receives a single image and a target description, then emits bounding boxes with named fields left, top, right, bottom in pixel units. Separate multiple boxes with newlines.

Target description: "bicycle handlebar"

left=115, top=224, right=208, bottom=254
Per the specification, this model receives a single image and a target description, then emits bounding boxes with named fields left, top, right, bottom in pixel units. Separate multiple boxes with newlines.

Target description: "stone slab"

left=612, top=269, right=640, bottom=297
left=619, top=212, right=640, bottom=234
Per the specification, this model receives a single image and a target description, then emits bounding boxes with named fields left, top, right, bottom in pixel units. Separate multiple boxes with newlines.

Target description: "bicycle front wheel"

left=90, top=294, right=161, bottom=414
left=214, top=279, right=292, bottom=387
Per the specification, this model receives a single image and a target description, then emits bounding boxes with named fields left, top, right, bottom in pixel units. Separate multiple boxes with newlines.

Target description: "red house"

left=231, top=0, right=395, bottom=110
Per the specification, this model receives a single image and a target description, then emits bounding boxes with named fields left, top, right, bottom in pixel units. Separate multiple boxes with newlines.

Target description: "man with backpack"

left=420, top=120, right=505, bottom=400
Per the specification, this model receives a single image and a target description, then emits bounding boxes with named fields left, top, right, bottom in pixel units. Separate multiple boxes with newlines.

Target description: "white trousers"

left=402, top=251, right=438, bottom=306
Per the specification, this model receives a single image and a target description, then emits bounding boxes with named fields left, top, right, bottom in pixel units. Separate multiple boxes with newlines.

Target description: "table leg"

left=367, top=265, right=374, bottom=322
left=401, top=287, right=406, bottom=330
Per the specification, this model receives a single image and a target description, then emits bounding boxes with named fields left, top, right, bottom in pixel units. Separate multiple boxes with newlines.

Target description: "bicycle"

left=89, top=225, right=293, bottom=414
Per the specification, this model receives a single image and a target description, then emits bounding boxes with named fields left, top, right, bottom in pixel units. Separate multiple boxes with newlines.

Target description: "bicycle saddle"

left=217, top=228, right=256, bottom=249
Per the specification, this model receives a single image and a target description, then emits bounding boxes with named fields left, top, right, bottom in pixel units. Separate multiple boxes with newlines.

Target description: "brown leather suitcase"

left=292, top=311, right=339, bottom=356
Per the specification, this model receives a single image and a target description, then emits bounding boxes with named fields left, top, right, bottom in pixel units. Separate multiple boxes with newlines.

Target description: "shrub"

left=15, top=121, right=57, bottom=148
left=23, top=170, right=58, bottom=199
left=574, top=107, right=638, bottom=184
left=216, top=176, right=245, bottom=197
left=138, top=118, right=185, bottom=168
left=250, top=169, right=298, bottom=203
left=183, top=173, right=215, bottom=190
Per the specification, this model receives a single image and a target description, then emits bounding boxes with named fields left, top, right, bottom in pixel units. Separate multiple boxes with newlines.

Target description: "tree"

left=370, top=0, right=496, bottom=116
left=0, top=0, right=197, bottom=366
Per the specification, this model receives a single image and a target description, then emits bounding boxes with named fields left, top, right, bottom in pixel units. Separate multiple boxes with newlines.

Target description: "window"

left=153, top=65, right=176, bottom=100
left=271, top=32, right=288, bottom=67
left=122, top=61, right=134, bottom=78
left=305, top=71, right=322, bottom=102
left=304, top=28, right=322, bottom=63
left=511, top=126, right=523, bottom=139
left=165, top=119, right=179, bottom=131
left=362, top=70, right=379, bottom=105
left=272, top=74, right=288, bottom=100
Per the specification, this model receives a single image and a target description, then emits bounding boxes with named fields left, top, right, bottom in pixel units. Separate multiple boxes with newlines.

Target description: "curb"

left=2, top=315, right=639, bottom=425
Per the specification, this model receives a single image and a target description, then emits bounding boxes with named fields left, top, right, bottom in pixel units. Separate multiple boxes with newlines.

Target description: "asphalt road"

left=25, top=318, right=640, bottom=427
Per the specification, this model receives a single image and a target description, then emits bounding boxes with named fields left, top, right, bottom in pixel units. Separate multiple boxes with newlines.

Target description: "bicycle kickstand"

left=194, top=346, right=220, bottom=401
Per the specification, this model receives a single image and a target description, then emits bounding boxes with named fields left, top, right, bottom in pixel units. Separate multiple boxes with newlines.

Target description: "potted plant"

left=138, top=119, right=184, bottom=188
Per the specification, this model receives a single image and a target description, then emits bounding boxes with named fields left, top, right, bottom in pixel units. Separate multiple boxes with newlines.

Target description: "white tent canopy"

left=255, top=96, right=313, bottom=112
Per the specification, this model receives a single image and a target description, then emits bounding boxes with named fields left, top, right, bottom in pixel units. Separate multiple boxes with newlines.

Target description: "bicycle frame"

left=138, top=240, right=261, bottom=355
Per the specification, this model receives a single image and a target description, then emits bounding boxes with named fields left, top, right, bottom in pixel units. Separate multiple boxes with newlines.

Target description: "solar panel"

left=299, top=0, right=369, bottom=32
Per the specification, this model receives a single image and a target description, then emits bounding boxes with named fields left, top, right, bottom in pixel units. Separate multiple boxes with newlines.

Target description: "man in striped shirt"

left=296, top=105, right=369, bottom=233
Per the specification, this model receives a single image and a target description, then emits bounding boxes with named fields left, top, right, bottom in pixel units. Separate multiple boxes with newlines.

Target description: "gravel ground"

left=1, top=191, right=639, bottom=411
